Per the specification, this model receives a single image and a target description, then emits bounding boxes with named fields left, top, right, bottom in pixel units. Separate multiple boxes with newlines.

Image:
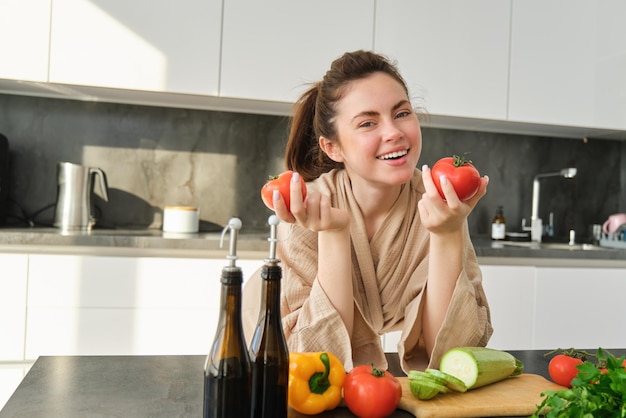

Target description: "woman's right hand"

left=272, top=172, right=350, bottom=232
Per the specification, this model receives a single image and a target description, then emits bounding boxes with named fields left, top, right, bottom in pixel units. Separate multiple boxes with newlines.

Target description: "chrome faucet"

left=531, top=168, right=577, bottom=221
left=522, top=168, right=577, bottom=236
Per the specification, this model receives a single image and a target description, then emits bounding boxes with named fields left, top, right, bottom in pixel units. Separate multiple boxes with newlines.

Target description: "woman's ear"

left=319, top=136, right=344, bottom=162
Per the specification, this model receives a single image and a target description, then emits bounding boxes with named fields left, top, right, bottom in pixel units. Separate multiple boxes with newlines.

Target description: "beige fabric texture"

left=243, top=168, right=493, bottom=373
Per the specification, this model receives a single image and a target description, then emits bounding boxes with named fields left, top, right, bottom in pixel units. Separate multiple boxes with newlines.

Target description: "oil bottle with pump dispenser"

left=249, top=215, right=289, bottom=418
left=203, top=217, right=251, bottom=418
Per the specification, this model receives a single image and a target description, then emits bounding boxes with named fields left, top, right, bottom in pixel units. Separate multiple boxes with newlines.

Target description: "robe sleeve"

left=398, top=231, right=493, bottom=373
left=278, top=224, right=356, bottom=369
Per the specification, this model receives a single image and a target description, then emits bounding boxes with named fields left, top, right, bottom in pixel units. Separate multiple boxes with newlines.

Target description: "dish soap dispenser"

left=249, top=215, right=289, bottom=418
left=203, top=217, right=251, bottom=418
left=491, top=206, right=506, bottom=241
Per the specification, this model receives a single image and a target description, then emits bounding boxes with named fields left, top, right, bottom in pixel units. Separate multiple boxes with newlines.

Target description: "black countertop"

left=2, top=350, right=624, bottom=418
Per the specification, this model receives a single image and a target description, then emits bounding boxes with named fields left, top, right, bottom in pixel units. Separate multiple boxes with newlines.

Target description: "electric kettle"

left=53, top=162, right=109, bottom=231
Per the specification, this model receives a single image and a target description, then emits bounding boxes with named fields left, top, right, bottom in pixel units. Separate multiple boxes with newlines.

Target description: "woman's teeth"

left=378, top=150, right=408, bottom=160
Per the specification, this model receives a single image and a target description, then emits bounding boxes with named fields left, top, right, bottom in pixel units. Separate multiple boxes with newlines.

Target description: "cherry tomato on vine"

left=260, top=170, right=307, bottom=211
left=599, top=358, right=626, bottom=374
left=548, top=354, right=583, bottom=387
left=343, top=364, right=402, bottom=418
left=431, top=154, right=481, bottom=201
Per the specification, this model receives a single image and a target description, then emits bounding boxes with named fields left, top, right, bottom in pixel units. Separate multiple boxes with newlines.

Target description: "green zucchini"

left=425, top=368, right=468, bottom=393
left=439, top=347, right=524, bottom=390
left=408, top=377, right=447, bottom=400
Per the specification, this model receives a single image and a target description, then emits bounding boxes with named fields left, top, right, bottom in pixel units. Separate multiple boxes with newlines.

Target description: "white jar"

left=163, top=206, right=199, bottom=233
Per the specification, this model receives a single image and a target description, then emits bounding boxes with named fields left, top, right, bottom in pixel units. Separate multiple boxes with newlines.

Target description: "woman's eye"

left=395, top=110, right=411, bottom=119
left=359, top=121, right=375, bottom=128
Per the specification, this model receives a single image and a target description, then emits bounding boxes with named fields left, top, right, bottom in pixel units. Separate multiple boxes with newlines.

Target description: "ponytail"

left=285, top=84, right=342, bottom=182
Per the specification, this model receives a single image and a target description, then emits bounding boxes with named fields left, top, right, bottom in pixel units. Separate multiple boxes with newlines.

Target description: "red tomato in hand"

left=260, top=170, right=307, bottom=211
left=343, top=364, right=402, bottom=418
left=431, top=155, right=481, bottom=201
left=548, top=354, right=583, bottom=387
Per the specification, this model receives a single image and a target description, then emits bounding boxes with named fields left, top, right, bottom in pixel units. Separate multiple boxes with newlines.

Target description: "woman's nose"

left=381, top=121, right=403, bottom=141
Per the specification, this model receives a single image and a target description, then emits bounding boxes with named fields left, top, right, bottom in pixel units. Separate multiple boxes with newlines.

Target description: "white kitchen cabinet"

left=0, top=254, right=28, bottom=361
left=24, top=254, right=263, bottom=359
left=533, top=267, right=626, bottom=350
left=0, top=0, right=51, bottom=82
left=481, top=265, right=536, bottom=350
left=509, top=0, right=626, bottom=131
left=374, top=0, right=511, bottom=120
left=48, top=0, right=221, bottom=95
left=220, top=0, right=375, bottom=103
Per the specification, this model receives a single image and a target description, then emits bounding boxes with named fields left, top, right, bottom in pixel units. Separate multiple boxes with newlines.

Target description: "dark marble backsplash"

left=0, top=93, right=624, bottom=242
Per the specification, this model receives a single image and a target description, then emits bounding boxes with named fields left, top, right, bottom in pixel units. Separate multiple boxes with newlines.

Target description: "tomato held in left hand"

left=261, top=170, right=307, bottom=211
left=548, top=354, right=583, bottom=387
left=431, top=154, right=481, bottom=201
left=343, top=364, right=402, bottom=418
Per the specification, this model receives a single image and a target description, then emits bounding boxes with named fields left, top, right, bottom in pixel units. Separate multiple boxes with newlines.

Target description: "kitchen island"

left=1, top=350, right=624, bottom=418
left=2, top=228, right=625, bottom=412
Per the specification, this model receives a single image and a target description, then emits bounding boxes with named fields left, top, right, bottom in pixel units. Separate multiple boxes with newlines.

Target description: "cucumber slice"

left=425, top=368, right=468, bottom=393
left=408, top=378, right=447, bottom=400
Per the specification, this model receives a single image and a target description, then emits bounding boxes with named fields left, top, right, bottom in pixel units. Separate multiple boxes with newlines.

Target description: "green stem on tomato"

left=544, top=348, right=597, bottom=361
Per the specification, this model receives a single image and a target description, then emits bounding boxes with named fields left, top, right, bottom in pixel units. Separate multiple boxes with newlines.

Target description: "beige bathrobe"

left=243, top=168, right=492, bottom=373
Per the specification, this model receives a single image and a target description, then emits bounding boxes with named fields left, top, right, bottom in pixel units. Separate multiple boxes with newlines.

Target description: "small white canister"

left=163, top=206, right=199, bottom=233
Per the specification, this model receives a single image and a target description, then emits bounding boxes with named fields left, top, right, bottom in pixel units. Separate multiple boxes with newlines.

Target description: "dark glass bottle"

left=204, top=218, right=251, bottom=418
left=249, top=215, right=289, bottom=418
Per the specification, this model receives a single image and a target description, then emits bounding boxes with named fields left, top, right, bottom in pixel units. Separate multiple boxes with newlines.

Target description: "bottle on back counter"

left=491, top=206, right=506, bottom=240
left=249, top=215, right=289, bottom=418
left=204, top=217, right=251, bottom=418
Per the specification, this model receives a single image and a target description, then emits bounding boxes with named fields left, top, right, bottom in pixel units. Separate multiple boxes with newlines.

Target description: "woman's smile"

left=377, top=148, right=409, bottom=160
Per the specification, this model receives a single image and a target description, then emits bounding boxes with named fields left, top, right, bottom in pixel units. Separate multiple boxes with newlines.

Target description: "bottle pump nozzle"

left=267, top=215, right=280, bottom=262
left=220, top=217, right=243, bottom=267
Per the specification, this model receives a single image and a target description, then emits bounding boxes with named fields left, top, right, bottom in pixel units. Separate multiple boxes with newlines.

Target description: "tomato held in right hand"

left=261, top=170, right=307, bottom=211
left=548, top=354, right=584, bottom=387
left=431, top=154, right=481, bottom=201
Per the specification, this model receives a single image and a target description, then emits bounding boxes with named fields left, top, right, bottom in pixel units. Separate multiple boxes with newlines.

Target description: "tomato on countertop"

left=548, top=354, right=584, bottom=387
left=343, top=364, right=402, bottom=418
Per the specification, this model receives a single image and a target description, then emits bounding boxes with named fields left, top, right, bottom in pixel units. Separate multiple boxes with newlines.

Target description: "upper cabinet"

left=375, top=0, right=511, bottom=121
left=0, top=0, right=51, bottom=82
left=1, top=0, right=625, bottom=137
left=509, top=0, right=626, bottom=131
left=48, top=0, right=222, bottom=95
left=220, top=0, right=375, bottom=103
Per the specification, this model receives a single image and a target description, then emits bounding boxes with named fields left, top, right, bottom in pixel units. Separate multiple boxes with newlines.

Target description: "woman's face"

left=323, top=72, right=422, bottom=188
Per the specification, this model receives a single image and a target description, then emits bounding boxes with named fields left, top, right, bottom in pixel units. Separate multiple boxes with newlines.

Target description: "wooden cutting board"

left=397, top=374, right=564, bottom=418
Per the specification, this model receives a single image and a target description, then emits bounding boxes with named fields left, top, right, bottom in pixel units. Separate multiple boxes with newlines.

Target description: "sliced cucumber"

left=440, top=347, right=524, bottom=390
left=425, top=368, right=468, bottom=393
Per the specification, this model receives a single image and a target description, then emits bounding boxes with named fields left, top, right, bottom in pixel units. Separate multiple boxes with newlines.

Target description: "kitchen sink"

left=496, top=241, right=606, bottom=251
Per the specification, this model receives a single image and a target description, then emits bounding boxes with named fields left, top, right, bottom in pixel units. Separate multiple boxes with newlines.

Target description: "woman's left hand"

left=417, top=164, right=488, bottom=234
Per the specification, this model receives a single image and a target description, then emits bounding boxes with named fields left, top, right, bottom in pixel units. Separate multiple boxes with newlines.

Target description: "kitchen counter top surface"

left=5, top=350, right=624, bottom=418
left=0, top=227, right=625, bottom=264
left=0, top=227, right=269, bottom=257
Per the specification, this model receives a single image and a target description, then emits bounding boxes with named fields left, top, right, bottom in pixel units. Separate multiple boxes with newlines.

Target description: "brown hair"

left=285, top=50, right=410, bottom=182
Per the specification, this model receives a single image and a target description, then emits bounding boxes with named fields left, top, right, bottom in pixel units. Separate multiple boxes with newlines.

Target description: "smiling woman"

left=242, top=50, right=493, bottom=375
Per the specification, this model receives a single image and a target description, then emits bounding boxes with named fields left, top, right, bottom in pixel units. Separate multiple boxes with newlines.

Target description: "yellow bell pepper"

left=288, top=351, right=346, bottom=415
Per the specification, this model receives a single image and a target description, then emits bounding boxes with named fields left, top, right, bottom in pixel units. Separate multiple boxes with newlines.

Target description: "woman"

left=243, top=50, right=492, bottom=372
